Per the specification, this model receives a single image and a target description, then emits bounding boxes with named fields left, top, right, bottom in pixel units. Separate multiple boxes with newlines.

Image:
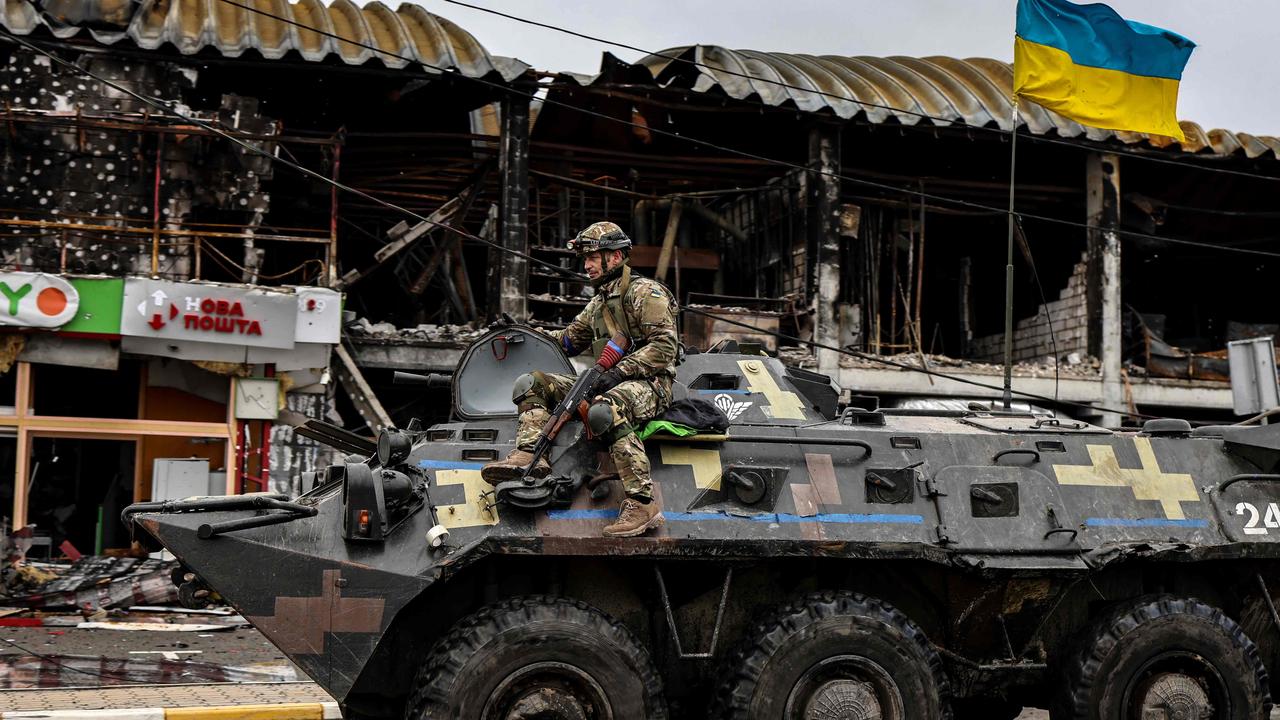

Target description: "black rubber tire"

left=711, top=590, right=951, bottom=720
left=1054, top=595, right=1272, bottom=720
left=404, top=595, right=667, bottom=720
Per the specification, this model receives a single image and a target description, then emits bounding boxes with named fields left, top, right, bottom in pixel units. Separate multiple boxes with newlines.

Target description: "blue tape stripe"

left=696, top=389, right=750, bottom=395
left=419, top=459, right=487, bottom=471
left=547, top=509, right=923, bottom=524
left=1016, top=0, right=1194, bottom=79
left=1084, top=517, right=1209, bottom=528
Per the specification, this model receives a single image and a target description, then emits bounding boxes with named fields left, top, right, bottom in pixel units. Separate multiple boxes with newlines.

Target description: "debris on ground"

left=345, top=316, right=486, bottom=343
left=0, top=653, right=298, bottom=688
left=2, top=555, right=179, bottom=611
left=74, top=621, right=236, bottom=633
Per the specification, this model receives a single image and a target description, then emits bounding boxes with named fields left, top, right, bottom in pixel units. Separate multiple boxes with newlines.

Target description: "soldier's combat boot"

left=481, top=449, right=550, bottom=485
left=602, top=498, right=664, bottom=537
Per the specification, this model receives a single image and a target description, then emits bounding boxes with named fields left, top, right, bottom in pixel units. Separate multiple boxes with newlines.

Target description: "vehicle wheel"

left=711, top=590, right=951, bottom=720
left=1055, top=595, right=1271, bottom=720
left=404, top=595, right=667, bottom=720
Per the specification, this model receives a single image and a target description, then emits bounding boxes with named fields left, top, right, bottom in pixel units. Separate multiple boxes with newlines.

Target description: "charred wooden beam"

left=1086, top=152, right=1123, bottom=426
left=808, top=123, right=843, bottom=375
left=491, top=90, right=532, bottom=321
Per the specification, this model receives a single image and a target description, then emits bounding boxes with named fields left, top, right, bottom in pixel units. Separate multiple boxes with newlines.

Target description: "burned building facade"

left=0, top=0, right=520, bottom=551
left=3, top=0, right=1279, bottom=549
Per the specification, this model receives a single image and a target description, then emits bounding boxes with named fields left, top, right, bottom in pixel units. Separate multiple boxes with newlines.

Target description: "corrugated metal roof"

left=1, top=0, right=527, bottom=80
left=634, top=46, right=1280, bottom=159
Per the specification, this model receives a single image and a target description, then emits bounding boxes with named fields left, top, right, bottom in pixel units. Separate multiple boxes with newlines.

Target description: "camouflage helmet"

left=568, top=221, right=631, bottom=256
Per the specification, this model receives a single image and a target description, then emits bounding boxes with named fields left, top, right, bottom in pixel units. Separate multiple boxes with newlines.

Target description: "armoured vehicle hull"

left=127, top=327, right=1280, bottom=719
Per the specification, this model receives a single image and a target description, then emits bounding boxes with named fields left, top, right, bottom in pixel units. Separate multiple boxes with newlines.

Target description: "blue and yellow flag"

left=1014, top=0, right=1195, bottom=140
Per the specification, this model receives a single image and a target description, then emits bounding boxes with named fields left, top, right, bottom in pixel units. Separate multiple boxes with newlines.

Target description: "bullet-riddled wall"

left=0, top=50, right=275, bottom=278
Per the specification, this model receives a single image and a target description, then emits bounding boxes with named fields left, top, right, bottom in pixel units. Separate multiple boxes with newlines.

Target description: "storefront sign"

left=122, top=279, right=298, bottom=349
left=295, top=288, right=342, bottom=344
left=0, top=272, right=79, bottom=328
left=61, top=277, right=123, bottom=335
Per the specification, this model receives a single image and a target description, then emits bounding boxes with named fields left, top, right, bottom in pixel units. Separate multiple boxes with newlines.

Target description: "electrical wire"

left=153, top=0, right=1280, bottom=261
left=1015, top=216, right=1060, bottom=402
left=199, top=240, right=326, bottom=282
left=0, top=25, right=1170, bottom=421
left=440, top=0, right=1280, bottom=186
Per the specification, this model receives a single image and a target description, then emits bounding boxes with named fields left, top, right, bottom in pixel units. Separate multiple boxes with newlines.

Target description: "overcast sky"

left=418, top=0, right=1273, bottom=136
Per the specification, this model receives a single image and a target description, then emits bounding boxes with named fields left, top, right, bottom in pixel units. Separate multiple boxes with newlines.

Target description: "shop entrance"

left=25, top=437, right=135, bottom=554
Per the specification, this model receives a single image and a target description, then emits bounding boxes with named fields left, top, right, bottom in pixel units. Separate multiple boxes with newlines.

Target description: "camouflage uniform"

left=512, top=240, right=679, bottom=501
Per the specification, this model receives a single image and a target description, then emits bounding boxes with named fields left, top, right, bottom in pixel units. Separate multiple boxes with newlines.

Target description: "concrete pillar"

left=807, top=124, right=842, bottom=376
left=490, top=91, right=531, bottom=321
left=1086, top=153, right=1123, bottom=427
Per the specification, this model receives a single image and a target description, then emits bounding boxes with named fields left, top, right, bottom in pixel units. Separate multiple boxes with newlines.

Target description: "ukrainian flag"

left=1014, top=0, right=1195, bottom=140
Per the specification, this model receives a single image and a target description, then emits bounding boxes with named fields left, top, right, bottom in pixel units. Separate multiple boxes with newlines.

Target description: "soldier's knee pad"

left=587, top=399, right=616, bottom=437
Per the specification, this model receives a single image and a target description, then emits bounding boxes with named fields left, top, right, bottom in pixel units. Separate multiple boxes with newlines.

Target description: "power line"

left=161, top=0, right=1280, bottom=261
left=440, top=0, right=1280, bottom=186
left=0, top=26, right=1156, bottom=421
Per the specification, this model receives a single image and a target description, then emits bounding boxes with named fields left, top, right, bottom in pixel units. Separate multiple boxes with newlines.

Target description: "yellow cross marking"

left=660, top=445, right=723, bottom=490
left=1053, top=437, right=1199, bottom=520
left=737, top=360, right=805, bottom=420
left=435, top=469, right=499, bottom=528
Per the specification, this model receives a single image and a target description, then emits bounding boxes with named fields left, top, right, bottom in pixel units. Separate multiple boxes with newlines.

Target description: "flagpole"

left=1001, top=96, right=1020, bottom=410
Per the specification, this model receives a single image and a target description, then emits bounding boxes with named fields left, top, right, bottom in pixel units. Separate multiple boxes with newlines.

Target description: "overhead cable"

left=440, top=0, right=1280, bottom=186
left=133, top=0, right=1280, bottom=261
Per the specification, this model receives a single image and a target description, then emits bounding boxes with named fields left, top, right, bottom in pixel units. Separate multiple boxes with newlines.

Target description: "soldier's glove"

left=592, top=368, right=626, bottom=396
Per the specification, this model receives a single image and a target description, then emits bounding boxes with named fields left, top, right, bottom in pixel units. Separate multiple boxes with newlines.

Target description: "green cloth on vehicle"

left=636, top=420, right=700, bottom=441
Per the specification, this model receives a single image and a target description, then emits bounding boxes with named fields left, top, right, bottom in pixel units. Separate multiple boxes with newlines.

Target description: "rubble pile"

left=1, top=555, right=179, bottom=611
left=775, top=346, right=1105, bottom=379
left=345, top=317, right=487, bottom=344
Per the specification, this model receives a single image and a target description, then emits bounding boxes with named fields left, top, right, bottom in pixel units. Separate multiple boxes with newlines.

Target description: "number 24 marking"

left=1236, top=502, right=1280, bottom=535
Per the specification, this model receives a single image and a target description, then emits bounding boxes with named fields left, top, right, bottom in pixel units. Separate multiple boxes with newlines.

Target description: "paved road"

left=3, top=622, right=1278, bottom=717
left=1, top=621, right=292, bottom=671
left=0, top=682, right=334, bottom=712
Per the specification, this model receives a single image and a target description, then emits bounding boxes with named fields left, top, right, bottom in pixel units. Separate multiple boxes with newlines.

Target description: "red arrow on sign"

left=148, top=314, right=166, bottom=330
left=169, top=303, right=178, bottom=320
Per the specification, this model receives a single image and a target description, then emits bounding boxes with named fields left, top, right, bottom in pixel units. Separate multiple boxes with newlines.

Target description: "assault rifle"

left=516, top=331, right=631, bottom=479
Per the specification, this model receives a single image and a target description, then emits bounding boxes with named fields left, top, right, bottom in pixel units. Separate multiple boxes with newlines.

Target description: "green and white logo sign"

left=0, top=272, right=79, bottom=328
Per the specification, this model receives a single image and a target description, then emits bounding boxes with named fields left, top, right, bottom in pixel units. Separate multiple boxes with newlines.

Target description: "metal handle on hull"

left=122, top=495, right=318, bottom=539
left=197, top=508, right=319, bottom=538
left=993, top=448, right=1040, bottom=464
left=1216, top=474, right=1280, bottom=494
left=727, top=434, right=872, bottom=458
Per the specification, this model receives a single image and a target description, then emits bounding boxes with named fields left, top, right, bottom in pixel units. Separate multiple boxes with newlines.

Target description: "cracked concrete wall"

left=0, top=49, right=275, bottom=277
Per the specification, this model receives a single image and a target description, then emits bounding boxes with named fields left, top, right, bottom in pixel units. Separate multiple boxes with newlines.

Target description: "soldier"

left=481, top=221, right=678, bottom=537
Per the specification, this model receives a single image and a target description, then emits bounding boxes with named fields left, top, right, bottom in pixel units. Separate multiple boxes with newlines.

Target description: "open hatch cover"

left=452, top=325, right=575, bottom=420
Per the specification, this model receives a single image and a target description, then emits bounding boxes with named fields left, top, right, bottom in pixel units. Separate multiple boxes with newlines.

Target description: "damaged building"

left=2, top=0, right=1280, bottom=549
left=0, top=0, right=521, bottom=551
left=349, top=43, right=1280, bottom=431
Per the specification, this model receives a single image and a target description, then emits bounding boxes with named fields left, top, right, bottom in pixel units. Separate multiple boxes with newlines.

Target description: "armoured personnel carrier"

left=126, top=325, right=1280, bottom=719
